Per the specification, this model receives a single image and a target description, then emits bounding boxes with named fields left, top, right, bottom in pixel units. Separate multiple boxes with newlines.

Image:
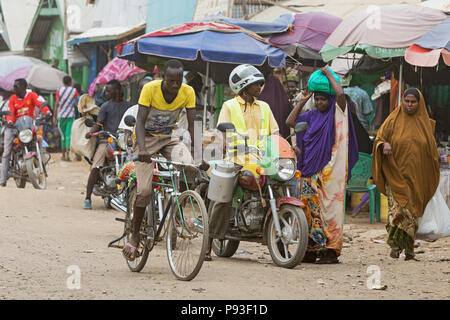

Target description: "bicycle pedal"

left=108, top=244, right=124, bottom=249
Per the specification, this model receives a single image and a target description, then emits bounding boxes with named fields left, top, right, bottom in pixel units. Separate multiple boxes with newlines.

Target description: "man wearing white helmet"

left=204, top=64, right=279, bottom=261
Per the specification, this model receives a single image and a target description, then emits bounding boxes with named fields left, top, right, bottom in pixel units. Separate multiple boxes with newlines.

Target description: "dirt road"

left=0, top=157, right=449, bottom=300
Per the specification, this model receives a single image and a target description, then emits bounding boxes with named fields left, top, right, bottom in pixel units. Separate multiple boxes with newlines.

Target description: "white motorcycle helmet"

left=229, top=64, right=265, bottom=95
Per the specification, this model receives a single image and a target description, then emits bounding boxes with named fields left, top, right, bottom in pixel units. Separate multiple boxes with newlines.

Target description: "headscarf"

left=295, top=94, right=359, bottom=179
left=372, top=88, right=439, bottom=218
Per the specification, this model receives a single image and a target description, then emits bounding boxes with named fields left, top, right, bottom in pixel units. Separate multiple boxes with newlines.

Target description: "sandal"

left=390, top=249, right=401, bottom=259
left=204, top=254, right=212, bottom=262
left=405, top=254, right=419, bottom=261
left=316, top=250, right=339, bottom=264
left=122, top=242, right=137, bottom=261
left=302, top=251, right=317, bottom=263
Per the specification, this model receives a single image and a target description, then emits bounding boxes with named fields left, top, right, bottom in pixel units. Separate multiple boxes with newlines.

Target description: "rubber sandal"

left=302, top=252, right=317, bottom=263
left=205, top=254, right=212, bottom=261
left=390, top=249, right=401, bottom=259
left=122, top=242, right=137, bottom=261
left=84, top=199, right=92, bottom=210
left=405, top=254, right=419, bottom=261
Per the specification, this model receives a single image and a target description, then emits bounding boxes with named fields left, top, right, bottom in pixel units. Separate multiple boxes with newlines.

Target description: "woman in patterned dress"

left=286, top=67, right=358, bottom=264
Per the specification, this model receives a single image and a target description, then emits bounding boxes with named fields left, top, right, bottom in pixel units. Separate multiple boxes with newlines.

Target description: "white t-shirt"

left=118, top=104, right=138, bottom=132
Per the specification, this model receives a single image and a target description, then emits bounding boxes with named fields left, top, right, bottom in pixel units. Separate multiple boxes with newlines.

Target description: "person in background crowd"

left=259, top=72, right=292, bottom=141
left=73, top=83, right=83, bottom=161
left=0, top=88, right=13, bottom=158
left=285, top=74, right=300, bottom=107
left=343, top=86, right=374, bottom=131
left=372, top=88, right=439, bottom=261
left=32, top=88, right=50, bottom=152
left=118, top=76, right=153, bottom=146
left=0, top=79, right=51, bottom=187
left=185, top=71, right=204, bottom=111
left=53, top=76, right=79, bottom=161
left=94, top=83, right=108, bottom=107
left=83, top=80, right=133, bottom=210
left=285, top=67, right=358, bottom=264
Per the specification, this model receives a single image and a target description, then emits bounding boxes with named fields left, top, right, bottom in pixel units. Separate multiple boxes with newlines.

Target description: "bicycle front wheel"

left=166, top=190, right=208, bottom=281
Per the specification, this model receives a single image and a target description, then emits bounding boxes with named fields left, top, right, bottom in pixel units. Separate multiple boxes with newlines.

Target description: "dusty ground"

left=0, top=155, right=449, bottom=300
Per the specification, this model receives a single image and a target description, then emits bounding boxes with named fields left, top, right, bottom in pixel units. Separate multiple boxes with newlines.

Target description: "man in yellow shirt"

left=205, top=64, right=279, bottom=261
left=123, top=59, right=196, bottom=261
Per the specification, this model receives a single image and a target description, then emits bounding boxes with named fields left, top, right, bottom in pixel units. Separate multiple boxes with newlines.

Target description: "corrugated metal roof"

left=27, top=17, right=53, bottom=45
left=67, top=22, right=145, bottom=45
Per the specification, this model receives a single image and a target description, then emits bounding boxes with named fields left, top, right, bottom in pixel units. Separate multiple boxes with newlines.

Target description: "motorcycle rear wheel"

left=212, top=239, right=240, bottom=258
left=103, top=196, right=112, bottom=209
left=15, top=177, right=26, bottom=188
left=25, top=157, right=46, bottom=190
left=267, top=204, right=308, bottom=269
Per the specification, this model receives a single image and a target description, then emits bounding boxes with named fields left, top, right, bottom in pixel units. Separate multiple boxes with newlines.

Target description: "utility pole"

left=63, top=0, right=72, bottom=76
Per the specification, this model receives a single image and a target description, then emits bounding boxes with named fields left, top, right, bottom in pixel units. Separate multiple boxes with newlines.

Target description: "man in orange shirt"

left=0, top=78, right=51, bottom=186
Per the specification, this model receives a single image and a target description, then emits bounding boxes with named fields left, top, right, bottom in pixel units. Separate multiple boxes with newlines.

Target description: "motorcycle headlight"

left=274, top=158, right=295, bottom=181
left=117, top=132, right=127, bottom=151
left=19, top=129, right=33, bottom=143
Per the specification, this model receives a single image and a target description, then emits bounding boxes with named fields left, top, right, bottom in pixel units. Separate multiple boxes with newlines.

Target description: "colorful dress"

left=300, top=106, right=349, bottom=256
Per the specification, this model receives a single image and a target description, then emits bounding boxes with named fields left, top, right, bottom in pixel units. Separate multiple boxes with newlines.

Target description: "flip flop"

left=122, top=242, right=137, bottom=261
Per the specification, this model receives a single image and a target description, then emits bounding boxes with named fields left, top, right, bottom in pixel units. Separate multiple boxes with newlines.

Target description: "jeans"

left=0, top=127, right=16, bottom=184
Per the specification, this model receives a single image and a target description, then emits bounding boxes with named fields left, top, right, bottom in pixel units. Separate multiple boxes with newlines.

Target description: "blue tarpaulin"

left=118, top=22, right=287, bottom=83
left=415, top=17, right=450, bottom=50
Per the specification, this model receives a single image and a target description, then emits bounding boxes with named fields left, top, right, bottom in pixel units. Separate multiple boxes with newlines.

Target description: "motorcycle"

left=0, top=111, right=49, bottom=189
left=203, top=121, right=309, bottom=268
left=85, top=118, right=128, bottom=209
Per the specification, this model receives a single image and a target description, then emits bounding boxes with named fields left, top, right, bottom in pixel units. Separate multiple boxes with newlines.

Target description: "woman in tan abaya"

left=372, top=88, right=439, bottom=261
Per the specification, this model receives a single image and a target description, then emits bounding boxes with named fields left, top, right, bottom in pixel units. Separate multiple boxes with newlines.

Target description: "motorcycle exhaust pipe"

left=110, top=197, right=127, bottom=214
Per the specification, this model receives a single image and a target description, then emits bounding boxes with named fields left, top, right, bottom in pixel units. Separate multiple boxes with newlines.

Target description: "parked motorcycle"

left=0, top=111, right=49, bottom=189
left=85, top=118, right=128, bottom=209
left=204, top=121, right=309, bottom=268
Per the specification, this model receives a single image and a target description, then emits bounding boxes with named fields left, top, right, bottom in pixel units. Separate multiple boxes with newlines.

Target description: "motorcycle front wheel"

left=14, top=175, right=26, bottom=188
left=267, top=204, right=308, bottom=269
left=25, top=157, right=46, bottom=189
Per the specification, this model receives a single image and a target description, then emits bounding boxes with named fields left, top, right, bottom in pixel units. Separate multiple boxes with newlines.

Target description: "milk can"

left=207, top=160, right=236, bottom=203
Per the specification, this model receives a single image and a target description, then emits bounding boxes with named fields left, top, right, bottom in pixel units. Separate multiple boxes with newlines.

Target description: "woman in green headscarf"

left=372, top=88, right=439, bottom=261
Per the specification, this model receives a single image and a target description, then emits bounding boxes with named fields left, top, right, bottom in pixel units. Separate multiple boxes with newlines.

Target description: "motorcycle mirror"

left=84, top=118, right=95, bottom=127
left=124, top=115, right=136, bottom=127
left=294, top=122, right=308, bottom=133
left=217, top=122, right=235, bottom=133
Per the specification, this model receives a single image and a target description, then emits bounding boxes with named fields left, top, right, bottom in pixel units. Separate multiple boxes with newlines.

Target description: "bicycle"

left=108, top=157, right=209, bottom=281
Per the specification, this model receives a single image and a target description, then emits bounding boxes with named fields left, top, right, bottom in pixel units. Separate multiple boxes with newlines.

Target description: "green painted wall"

left=42, top=16, right=66, bottom=72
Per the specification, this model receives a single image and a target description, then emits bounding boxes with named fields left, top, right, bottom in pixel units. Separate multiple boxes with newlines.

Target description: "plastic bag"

left=70, top=116, right=96, bottom=160
left=418, top=189, right=450, bottom=236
